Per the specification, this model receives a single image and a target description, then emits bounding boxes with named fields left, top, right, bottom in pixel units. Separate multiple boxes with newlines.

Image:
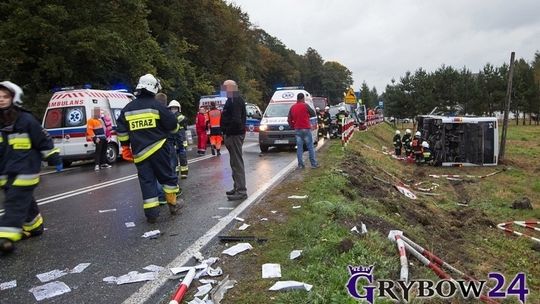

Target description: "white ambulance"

left=42, top=89, right=133, bottom=167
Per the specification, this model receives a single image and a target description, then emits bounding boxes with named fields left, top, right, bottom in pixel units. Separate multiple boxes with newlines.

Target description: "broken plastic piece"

left=36, top=269, right=68, bottom=283
left=270, top=210, right=277, bottom=214
left=260, top=218, right=268, bottom=221
left=394, top=185, right=417, bottom=200
left=238, top=223, right=250, bottom=231
left=210, top=275, right=237, bottom=304
left=98, top=208, right=117, bottom=213
left=193, top=251, right=205, bottom=262
left=142, top=230, right=161, bottom=238
left=269, top=281, right=313, bottom=292
left=222, top=243, right=253, bottom=256
left=29, top=281, right=71, bottom=301
left=199, top=279, right=217, bottom=285
left=170, top=267, right=195, bottom=275
left=288, top=195, right=308, bottom=199
left=212, top=215, right=222, bottom=219
left=143, top=265, right=164, bottom=272
left=0, top=280, right=16, bottom=291
left=292, top=205, right=301, bottom=209
left=125, top=222, right=136, bottom=228
left=193, top=283, right=213, bottom=297
left=350, top=226, right=360, bottom=234
left=262, top=263, right=282, bottom=279
left=195, top=266, right=223, bottom=279
left=361, top=222, right=368, bottom=234
left=70, top=263, right=91, bottom=274
left=218, top=207, right=234, bottom=210
left=289, top=250, right=303, bottom=260
left=115, top=271, right=157, bottom=285
left=234, top=217, right=245, bottom=222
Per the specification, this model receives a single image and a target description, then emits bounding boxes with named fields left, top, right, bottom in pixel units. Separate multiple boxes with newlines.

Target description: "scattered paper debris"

left=288, top=195, right=308, bottom=199
left=125, top=222, right=136, bottom=228
left=238, top=223, right=250, bottom=231
left=351, top=223, right=368, bottom=235
left=289, top=250, right=303, bottom=260
left=200, top=257, right=219, bottom=267
left=292, top=205, right=301, bottom=209
left=70, top=263, right=91, bottom=274
left=143, top=265, right=164, bottom=273
left=212, top=215, right=222, bottom=219
left=222, top=243, right=253, bottom=256
left=141, top=230, right=161, bottom=238
left=103, top=276, right=117, bottom=284
left=196, top=266, right=223, bottom=279
left=350, top=226, right=360, bottom=234
left=193, top=251, right=205, bottom=262
left=199, top=279, right=217, bottom=285
left=262, top=263, right=282, bottom=279
left=36, top=269, right=68, bottom=283
left=234, top=217, right=245, bottom=222
left=361, top=223, right=368, bottom=234
left=29, top=281, right=71, bottom=301
left=98, top=208, right=117, bottom=213
left=270, top=210, right=277, bottom=214
left=114, top=271, right=157, bottom=285
left=210, top=275, right=237, bottom=304
left=260, top=218, right=268, bottom=221
left=188, top=298, right=206, bottom=304
left=218, top=207, right=234, bottom=210
left=0, top=280, right=16, bottom=291
left=193, top=283, right=213, bottom=297
left=269, top=281, right=313, bottom=292
left=395, top=185, right=417, bottom=200
left=170, top=267, right=195, bottom=275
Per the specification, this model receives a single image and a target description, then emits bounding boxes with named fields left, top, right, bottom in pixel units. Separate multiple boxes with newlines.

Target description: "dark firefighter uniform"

left=0, top=108, right=61, bottom=252
left=337, top=110, right=348, bottom=135
left=393, top=133, right=402, bottom=156
left=402, top=133, right=412, bottom=156
left=116, top=97, right=180, bottom=220
left=176, top=112, right=189, bottom=179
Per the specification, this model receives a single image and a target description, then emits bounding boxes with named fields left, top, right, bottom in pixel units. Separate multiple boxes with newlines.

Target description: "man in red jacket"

left=287, top=93, right=319, bottom=169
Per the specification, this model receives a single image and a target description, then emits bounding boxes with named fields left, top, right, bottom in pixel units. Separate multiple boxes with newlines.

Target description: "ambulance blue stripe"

left=47, top=127, right=87, bottom=136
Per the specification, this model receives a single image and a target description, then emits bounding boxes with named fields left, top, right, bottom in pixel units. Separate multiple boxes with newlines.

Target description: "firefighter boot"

left=217, top=149, right=221, bottom=156
left=21, top=224, right=44, bottom=240
left=165, top=192, right=181, bottom=215
left=180, top=166, right=188, bottom=179
left=0, top=238, right=15, bottom=255
left=211, top=145, right=216, bottom=155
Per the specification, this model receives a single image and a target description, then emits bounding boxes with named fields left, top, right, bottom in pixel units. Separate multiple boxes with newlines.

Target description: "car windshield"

left=264, top=103, right=293, bottom=117
left=329, top=106, right=340, bottom=118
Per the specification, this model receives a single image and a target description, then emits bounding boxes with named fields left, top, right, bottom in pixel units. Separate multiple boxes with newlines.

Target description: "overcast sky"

left=229, top=0, right=540, bottom=93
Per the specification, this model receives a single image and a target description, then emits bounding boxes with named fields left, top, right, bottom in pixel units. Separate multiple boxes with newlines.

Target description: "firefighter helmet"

left=0, top=81, right=23, bottom=107
left=135, top=74, right=161, bottom=94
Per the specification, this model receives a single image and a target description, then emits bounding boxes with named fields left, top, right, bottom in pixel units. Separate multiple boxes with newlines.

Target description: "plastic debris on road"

left=106, top=271, right=158, bottom=285
left=36, top=269, right=68, bottom=283
left=289, top=250, right=303, bottom=260
left=288, top=195, right=308, bottom=199
left=125, top=222, right=136, bottom=228
left=141, top=230, right=161, bottom=238
left=193, top=251, right=205, bottom=262
left=234, top=217, right=244, bottom=222
left=29, top=281, right=71, bottom=301
left=0, top=280, right=16, bottom=290
left=210, top=275, right=237, bottom=304
left=269, top=281, right=313, bottom=292
left=238, top=223, right=250, bottom=231
left=98, top=208, right=117, bottom=213
left=193, top=283, right=213, bottom=297
left=262, top=263, right=282, bottom=279
left=222, top=243, right=253, bottom=256
left=212, top=215, right=222, bottom=219
left=199, top=279, right=217, bottom=285
left=143, top=265, right=164, bottom=272
left=70, top=263, right=91, bottom=274
left=218, top=207, right=234, bottom=210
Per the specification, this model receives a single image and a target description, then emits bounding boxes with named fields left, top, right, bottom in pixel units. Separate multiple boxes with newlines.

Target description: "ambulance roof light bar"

left=276, top=86, right=304, bottom=91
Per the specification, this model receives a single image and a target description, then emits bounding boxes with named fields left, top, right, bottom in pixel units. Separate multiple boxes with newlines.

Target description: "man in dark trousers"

left=220, top=80, right=247, bottom=201
left=393, top=130, right=402, bottom=156
left=288, top=93, right=319, bottom=169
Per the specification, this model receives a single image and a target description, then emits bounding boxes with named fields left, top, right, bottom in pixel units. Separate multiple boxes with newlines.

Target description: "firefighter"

left=393, top=130, right=402, bottom=156
left=402, top=129, right=412, bottom=156
left=208, top=101, right=223, bottom=156
left=116, top=74, right=181, bottom=223
left=336, top=106, right=348, bottom=136
left=412, top=131, right=423, bottom=164
left=422, top=141, right=432, bottom=164
left=168, top=100, right=189, bottom=179
left=323, top=106, right=331, bottom=139
left=0, top=81, right=62, bottom=254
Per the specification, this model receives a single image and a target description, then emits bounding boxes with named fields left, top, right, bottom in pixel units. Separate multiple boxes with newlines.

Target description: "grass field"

left=206, top=123, right=539, bottom=304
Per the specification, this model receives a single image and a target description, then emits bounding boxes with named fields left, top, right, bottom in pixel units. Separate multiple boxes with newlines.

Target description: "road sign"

left=378, top=100, right=384, bottom=108
left=344, top=88, right=356, bottom=104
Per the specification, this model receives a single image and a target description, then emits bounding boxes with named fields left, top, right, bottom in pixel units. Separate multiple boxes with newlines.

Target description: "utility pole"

left=499, top=52, right=515, bottom=161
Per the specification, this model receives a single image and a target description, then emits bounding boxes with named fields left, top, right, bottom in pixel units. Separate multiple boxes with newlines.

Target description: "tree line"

left=381, top=52, right=540, bottom=125
left=0, top=0, right=353, bottom=118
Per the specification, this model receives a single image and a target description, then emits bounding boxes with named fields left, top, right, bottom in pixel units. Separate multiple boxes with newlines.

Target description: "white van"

left=42, top=89, right=133, bottom=167
left=258, top=87, right=318, bottom=152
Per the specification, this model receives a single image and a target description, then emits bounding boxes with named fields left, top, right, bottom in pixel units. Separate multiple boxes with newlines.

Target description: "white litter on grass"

left=218, top=207, right=234, bottom=210
left=201, top=257, right=219, bottom=267
left=36, top=269, right=68, bottom=283
left=350, top=223, right=368, bottom=235
left=98, top=208, right=117, bottom=213
left=143, top=265, right=164, bottom=273
left=238, top=223, right=250, bottom=231
left=195, top=266, right=223, bottom=279
left=113, top=271, right=157, bottom=285
left=260, top=218, right=268, bottom=221
left=193, top=283, right=213, bottom=297
left=361, top=223, right=368, bottom=234
left=125, top=222, right=136, bottom=228
left=0, top=280, right=16, bottom=290
left=210, top=275, right=237, bottom=304
left=141, top=230, right=161, bottom=238
left=350, top=226, right=360, bottom=234
left=270, top=210, right=277, bottom=214
left=269, top=281, right=313, bottom=292
left=289, top=250, right=303, bottom=260
left=234, top=217, right=245, bottom=222
left=262, top=263, right=282, bottom=279
left=188, top=297, right=207, bottom=304
left=288, top=195, right=308, bottom=199
left=70, top=263, right=91, bottom=274
left=222, top=243, right=253, bottom=256
left=292, top=205, right=301, bottom=209
left=199, top=279, right=217, bottom=285
left=29, top=281, right=71, bottom=301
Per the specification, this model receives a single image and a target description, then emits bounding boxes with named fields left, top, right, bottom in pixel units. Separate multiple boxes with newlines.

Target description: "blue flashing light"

left=111, top=82, right=130, bottom=91
left=276, top=86, right=304, bottom=91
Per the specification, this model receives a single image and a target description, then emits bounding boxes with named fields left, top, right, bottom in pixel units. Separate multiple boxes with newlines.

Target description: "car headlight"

left=259, top=124, right=268, bottom=131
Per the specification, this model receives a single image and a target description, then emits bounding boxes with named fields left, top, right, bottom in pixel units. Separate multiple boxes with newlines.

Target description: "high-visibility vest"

left=208, top=109, right=221, bottom=128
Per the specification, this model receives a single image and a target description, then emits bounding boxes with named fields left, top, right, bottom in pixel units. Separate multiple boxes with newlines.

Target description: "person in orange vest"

left=208, top=101, right=223, bottom=156
left=196, top=106, right=208, bottom=155
left=86, top=107, right=111, bottom=171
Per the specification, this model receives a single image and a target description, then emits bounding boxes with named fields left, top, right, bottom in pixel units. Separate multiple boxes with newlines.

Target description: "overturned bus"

left=416, top=115, right=498, bottom=166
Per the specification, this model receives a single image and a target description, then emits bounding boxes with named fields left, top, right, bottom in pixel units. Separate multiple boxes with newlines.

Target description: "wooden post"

left=499, top=52, right=515, bottom=161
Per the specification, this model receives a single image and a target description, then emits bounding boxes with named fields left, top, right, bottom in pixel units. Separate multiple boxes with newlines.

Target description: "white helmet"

left=405, top=129, right=411, bottom=134
left=0, top=81, right=23, bottom=107
left=395, top=130, right=401, bottom=135
left=339, top=106, right=345, bottom=111
left=168, top=100, right=181, bottom=110
left=325, top=106, right=330, bottom=110
left=415, top=131, right=421, bottom=137
left=135, top=74, right=161, bottom=94
left=421, top=141, right=429, bottom=148
left=316, top=107, right=320, bottom=111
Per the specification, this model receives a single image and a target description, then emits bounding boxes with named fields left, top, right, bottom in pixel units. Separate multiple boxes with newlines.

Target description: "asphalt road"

left=0, top=139, right=297, bottom=303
